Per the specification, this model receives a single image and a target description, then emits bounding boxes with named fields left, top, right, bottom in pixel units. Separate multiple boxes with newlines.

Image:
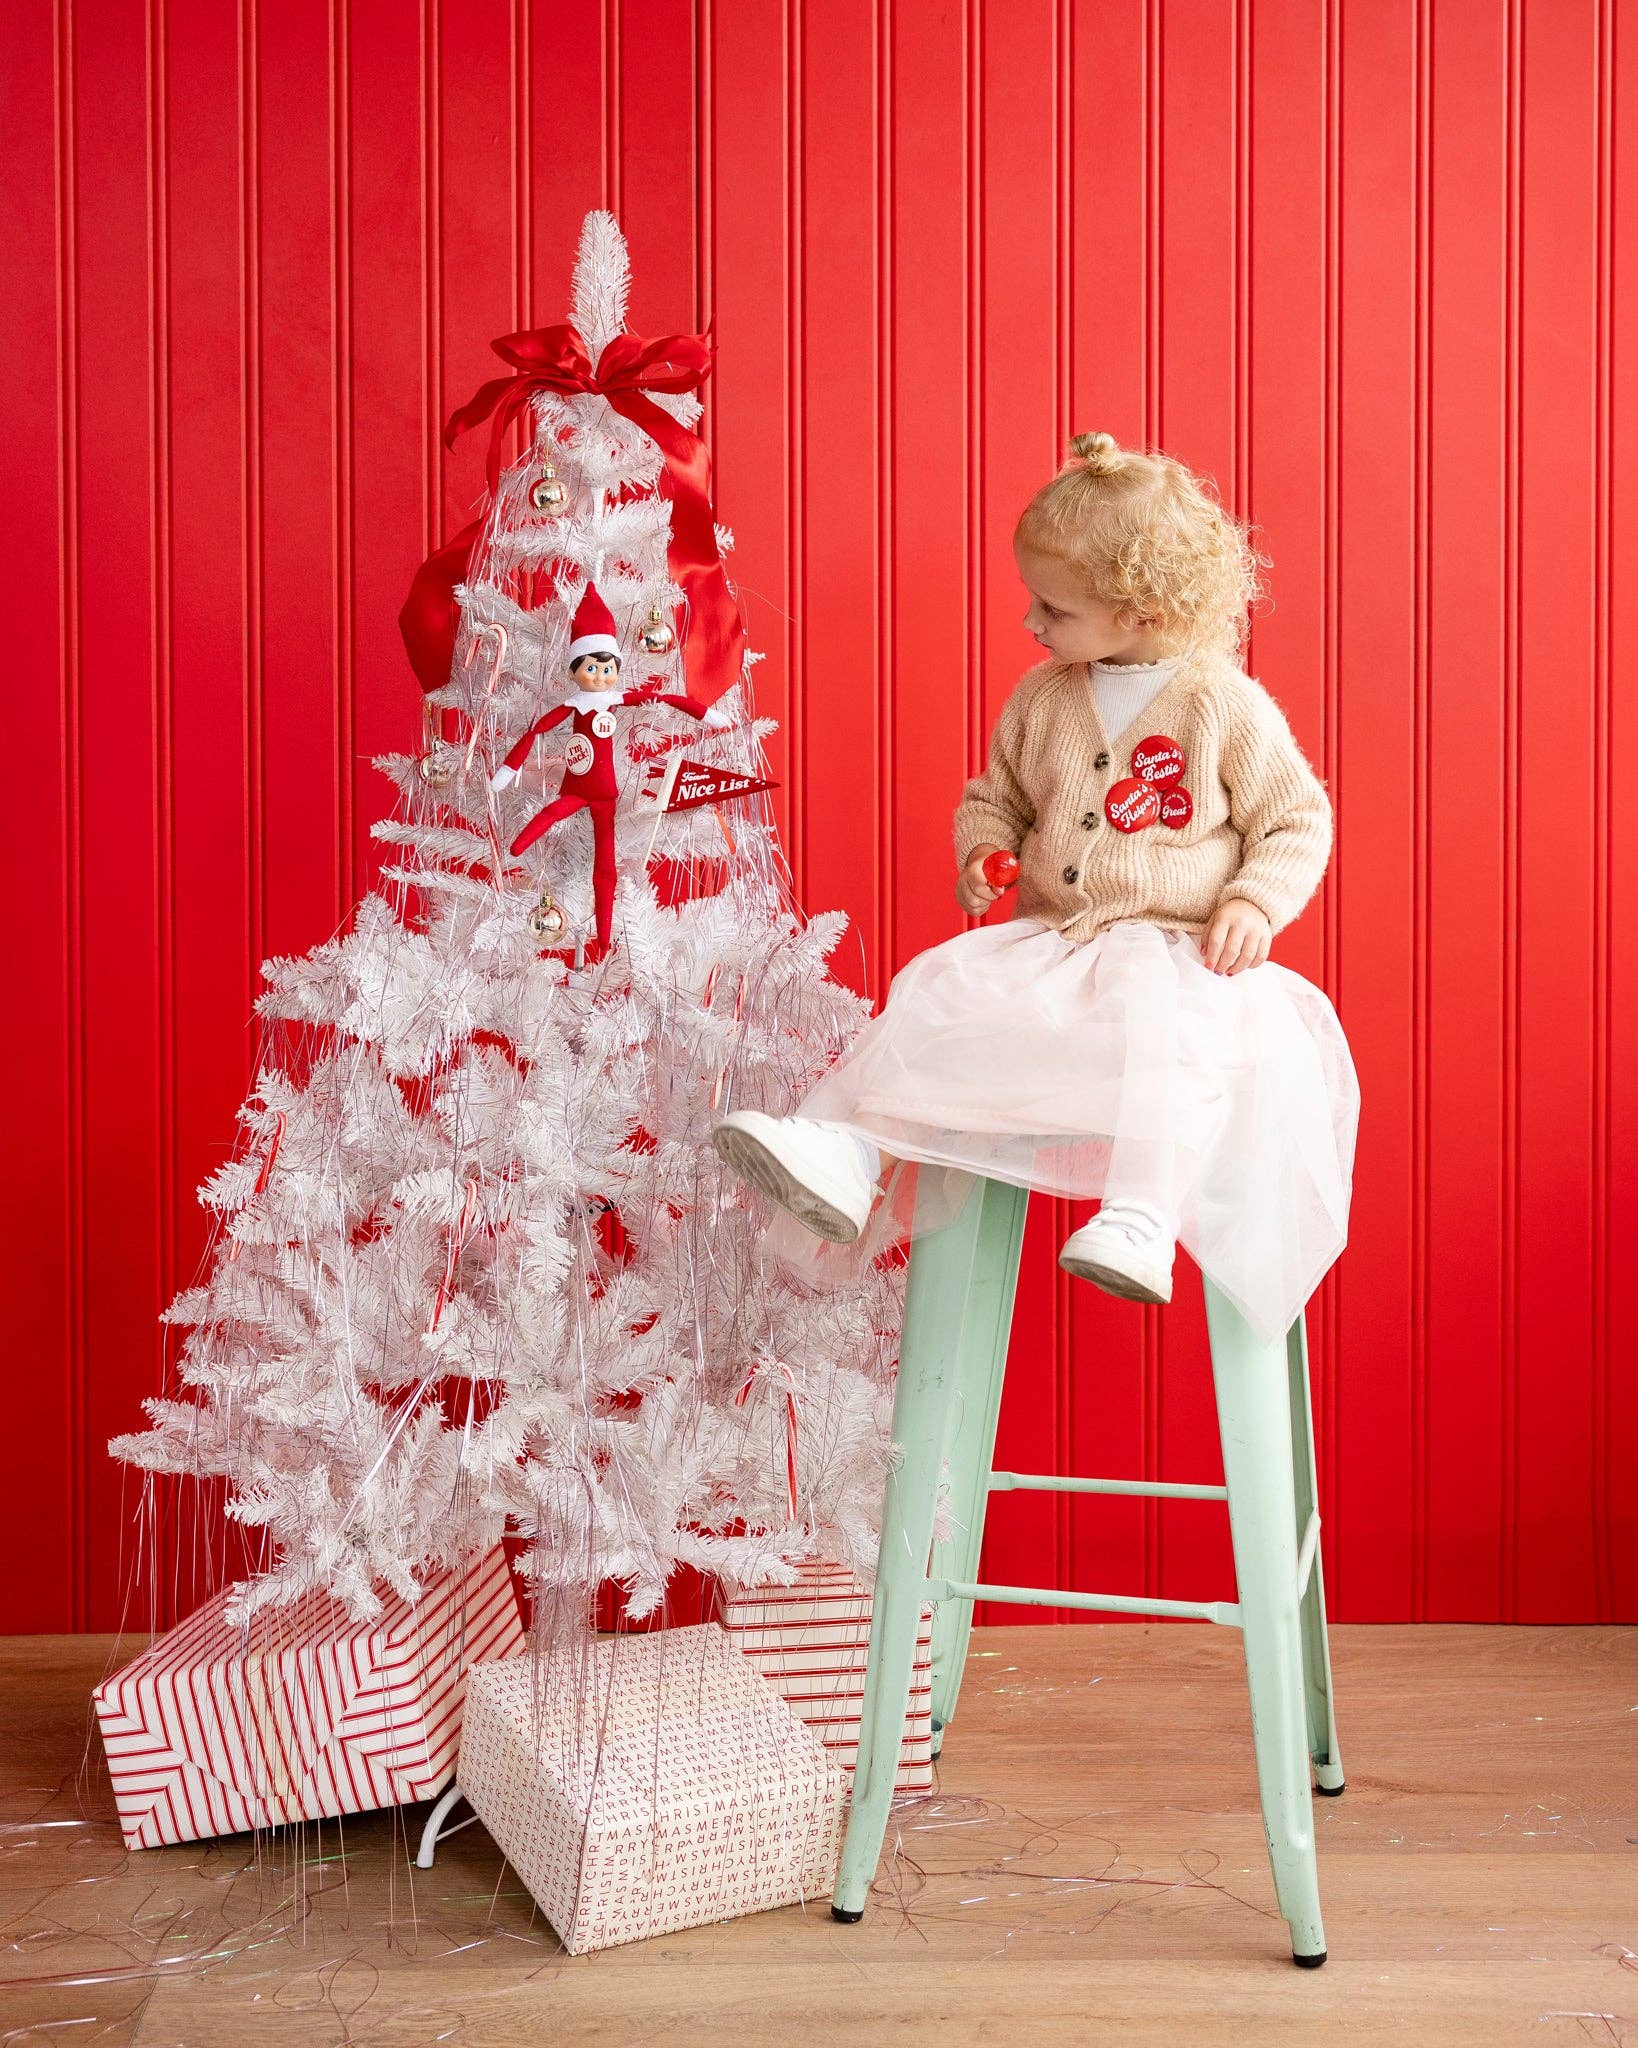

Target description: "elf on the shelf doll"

left=490, top=579, right=732, bottom=961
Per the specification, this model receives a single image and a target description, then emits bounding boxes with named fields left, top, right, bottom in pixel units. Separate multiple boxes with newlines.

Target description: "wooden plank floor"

left=2, top=1625, right=1634, bottom=2045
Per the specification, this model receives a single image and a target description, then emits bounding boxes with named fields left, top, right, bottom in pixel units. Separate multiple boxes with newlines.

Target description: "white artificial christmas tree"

left=112, top=211, right=905, bottom=1632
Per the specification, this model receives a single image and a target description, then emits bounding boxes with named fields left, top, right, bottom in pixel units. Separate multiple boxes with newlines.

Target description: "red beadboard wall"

left=4, top=0, right=1633, bottom=1633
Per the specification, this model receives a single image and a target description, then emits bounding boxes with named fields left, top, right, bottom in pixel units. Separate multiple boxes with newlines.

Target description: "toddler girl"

left=710, top=432, right=1358, bottom=1345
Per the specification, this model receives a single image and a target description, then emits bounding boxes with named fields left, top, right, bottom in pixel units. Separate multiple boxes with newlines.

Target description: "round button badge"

left=1131, top=734, right=1186, bottom=788
left=590, top=709, right=618, bottom=738
left=1159, top=787, right=1193, bottom=829
left=564, top=734, right=594, bottom=775
left=1104, top=777, right=1163, bottom=832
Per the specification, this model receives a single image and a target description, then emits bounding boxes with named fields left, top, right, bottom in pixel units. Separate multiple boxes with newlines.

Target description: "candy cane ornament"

left=226, top=1111, right=287, bottom=1264
left=734, top=1358, right=802, bottom=1524
left=428, top=1179, right=483, bottom=1334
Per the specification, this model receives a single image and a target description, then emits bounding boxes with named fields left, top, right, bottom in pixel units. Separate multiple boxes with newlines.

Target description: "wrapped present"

left=715, top=1557, right=935, bottom=1792
left=94, top=1546, right=525, bottom=1849
left=457, top=1621, right=850, bottom=1954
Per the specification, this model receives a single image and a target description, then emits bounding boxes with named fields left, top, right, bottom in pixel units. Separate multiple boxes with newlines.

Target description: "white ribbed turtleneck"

left=1089, top=656, right=1183, bottom=745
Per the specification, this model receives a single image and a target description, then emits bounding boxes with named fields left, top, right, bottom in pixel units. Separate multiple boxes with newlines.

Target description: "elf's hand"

left=955, top=846, right=1007, bottom=917
left=1203, top=897, right=1272, bottom=976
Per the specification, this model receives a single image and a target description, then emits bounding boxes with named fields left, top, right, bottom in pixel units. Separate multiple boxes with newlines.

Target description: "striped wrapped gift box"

left=93, top=1546, right=525, bottom=1849
left=714, top=1558, right=935, bottom=1792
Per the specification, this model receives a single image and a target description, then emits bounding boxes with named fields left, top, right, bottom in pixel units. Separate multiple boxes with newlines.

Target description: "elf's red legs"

left=511, top=792, right=619, bottom=955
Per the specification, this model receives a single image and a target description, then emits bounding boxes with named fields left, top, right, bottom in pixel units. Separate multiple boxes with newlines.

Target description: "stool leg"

left=1204, top=1281, right=1328, bottom=1968
left=1287, top=1316, right=1344, bottom=1794
left=928, top=1177, right=1030, bottom=1754
left=832, top=1174, right=1015, bottom=1921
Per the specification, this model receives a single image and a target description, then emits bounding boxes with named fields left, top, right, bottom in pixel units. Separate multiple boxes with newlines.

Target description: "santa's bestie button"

left=1104, top=778, right=1163, bottom=832
left=1131, top=734, right=1186, bottom=788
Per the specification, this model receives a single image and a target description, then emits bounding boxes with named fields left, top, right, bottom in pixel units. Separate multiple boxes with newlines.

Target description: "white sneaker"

left=1057, top=1198, right=1176, bottom=1305
left=710, top=1110, right=882, bottom=1243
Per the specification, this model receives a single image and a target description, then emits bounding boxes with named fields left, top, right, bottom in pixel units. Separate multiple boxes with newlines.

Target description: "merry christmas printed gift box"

left=94, top=1546, right=525, bottom=1849
left=715, top=1557, right=935, bottom=1792
left=456, top=1621, right=851, bottom=1954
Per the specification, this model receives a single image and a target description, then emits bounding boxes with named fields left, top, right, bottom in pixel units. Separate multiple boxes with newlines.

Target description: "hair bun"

left=1065, top=430, right=1123, bottom=476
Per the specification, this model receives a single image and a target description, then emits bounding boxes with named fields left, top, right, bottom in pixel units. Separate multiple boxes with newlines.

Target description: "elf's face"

left=567, top=652, right=623, bottom=694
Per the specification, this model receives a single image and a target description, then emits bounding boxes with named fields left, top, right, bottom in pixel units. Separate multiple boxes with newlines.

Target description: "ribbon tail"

left=443, top=373, right=520, bottom=453
left=399, top=515, right=484, bottom=695
left=612, top=389, right=747, bottom=702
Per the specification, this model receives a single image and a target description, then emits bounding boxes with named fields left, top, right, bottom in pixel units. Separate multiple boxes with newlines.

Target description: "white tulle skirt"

left=762, top=917, right=1359, bottom=1345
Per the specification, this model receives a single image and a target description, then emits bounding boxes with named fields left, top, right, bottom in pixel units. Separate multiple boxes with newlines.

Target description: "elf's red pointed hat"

left=567, top=580, right=620, bottom=662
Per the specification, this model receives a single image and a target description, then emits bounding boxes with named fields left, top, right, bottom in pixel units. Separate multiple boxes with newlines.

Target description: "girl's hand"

left=1203, top=897, right=1272, bottom=975
left=955, top=846, right=1007, bottom=917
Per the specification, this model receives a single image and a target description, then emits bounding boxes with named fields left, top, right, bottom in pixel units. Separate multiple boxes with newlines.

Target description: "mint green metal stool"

left=830, top=1173, right=1344, bottom=1966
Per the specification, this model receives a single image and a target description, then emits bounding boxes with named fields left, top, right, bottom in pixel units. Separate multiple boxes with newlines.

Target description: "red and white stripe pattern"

left=715, top=1559, right=934, bottom=1792
left=94, top=1547, right=525, bottom=1849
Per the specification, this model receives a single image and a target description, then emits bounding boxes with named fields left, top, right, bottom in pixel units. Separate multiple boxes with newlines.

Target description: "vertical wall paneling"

left=1513, top=0, right=1600, bottom=1621
left=709, top=0, right=791, bottom=871
left=1061, top=0, right=1157, bottom=1620
left=5, top=2, right=75, bottom=1631
left=1605, top=0, right=1637, bottom=1621
left=972, top=0, right=1066, bottom=1625
left=1333, top=0, right=1419, bottom=1620
left=798, top=1, right=881, bottom=1001
left=1425, top=0, right=1508, bottom=1619
left=1247, top=0, right=1334, bottom=1604
left=3, top=0, right=1631, bottom=1630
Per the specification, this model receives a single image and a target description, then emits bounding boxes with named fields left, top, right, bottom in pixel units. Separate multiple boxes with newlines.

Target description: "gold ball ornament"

left=638, top=606, right=676, bottom=655
left=529, top=463, right=569, bottom=514
left=527, top=891, right=567, bottom=942
left=417, top=743, right=457, bottom=787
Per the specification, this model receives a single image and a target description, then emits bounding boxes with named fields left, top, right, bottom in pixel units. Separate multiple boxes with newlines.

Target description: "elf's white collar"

left=562, top=688, right=628, bottom=711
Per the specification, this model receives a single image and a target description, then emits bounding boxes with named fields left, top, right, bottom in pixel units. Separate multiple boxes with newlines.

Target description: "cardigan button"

left=1094, top=751, right=1110, bottom=769
left=1080, top=811, right=1098, bottom=830
left=1063, top=865, right=1079, bottom=884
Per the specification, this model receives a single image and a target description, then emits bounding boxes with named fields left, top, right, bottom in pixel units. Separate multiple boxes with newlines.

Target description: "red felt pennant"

left=649, top=758, right=776, bottom=814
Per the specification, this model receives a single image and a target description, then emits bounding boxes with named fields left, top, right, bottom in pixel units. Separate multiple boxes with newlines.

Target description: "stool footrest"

left=989, top=1469, right=1229, bottom=1503
left=929, top=1576, right=1241, bottom=1627
left=1295, top=1509, right=1321, bottom=1598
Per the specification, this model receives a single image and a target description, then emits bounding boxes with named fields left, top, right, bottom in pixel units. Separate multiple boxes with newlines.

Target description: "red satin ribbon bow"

left=399, top=322, right=746, bottom=703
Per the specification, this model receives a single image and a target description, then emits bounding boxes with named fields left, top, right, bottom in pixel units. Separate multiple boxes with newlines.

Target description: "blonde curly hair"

left=1014, top=431, right=1268, bottom=659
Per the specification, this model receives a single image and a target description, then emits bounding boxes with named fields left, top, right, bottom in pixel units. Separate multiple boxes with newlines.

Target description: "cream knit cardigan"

left=952, top=649, right=1332, bottom=944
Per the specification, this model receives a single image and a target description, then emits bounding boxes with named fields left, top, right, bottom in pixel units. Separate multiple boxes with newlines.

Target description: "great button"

left=1063, top=865, right=1079, bottom=884
left=1094, top=751, right=1111, bottom=769
left=1080, top=811, right=1098, bottom=830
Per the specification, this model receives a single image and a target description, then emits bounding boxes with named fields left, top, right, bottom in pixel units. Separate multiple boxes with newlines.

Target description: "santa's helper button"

left=1104, top=778, right=1162, bottom=832
left=1131, top=734, right=1186, bottom=787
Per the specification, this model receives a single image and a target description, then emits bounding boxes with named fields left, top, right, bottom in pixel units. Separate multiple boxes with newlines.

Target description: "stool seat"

left=830, top=1173, right=1343, bottom=1967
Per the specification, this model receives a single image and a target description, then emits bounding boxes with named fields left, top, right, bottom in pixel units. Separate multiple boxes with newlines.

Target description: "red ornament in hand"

left=982, top=849, right=1020, bottom=889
